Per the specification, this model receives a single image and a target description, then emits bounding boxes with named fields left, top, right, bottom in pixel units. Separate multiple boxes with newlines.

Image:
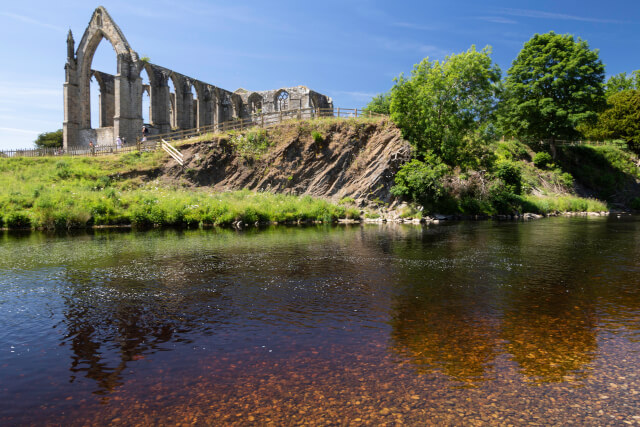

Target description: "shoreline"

left=1, top=210, right=636, bottom=232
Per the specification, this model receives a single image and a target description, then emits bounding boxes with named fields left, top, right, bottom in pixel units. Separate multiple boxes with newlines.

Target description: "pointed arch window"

left=277, top=91, right=289, bottom=111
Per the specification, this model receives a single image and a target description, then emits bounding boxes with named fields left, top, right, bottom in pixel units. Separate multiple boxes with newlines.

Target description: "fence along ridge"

left=0, top=107, right=386, bottom=159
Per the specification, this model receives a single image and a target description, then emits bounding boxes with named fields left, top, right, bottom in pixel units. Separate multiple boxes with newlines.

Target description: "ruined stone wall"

left=64, top=7, right=333, bottom=149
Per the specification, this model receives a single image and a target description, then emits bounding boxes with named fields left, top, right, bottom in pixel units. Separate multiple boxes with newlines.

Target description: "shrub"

left=495, top=140, right=530, bottom=161
left=390, top=158, right=449, bottom=208
left=493, top=160, right=522, bottom=194
left=631, top=197, right=640, bottom=210
left=560, top=172, right=574, bottom=188
left=338, top=196, right=355, bottom=205
left=488, top=183, right=519, bottom=214
left=231, top=129, right=270, bottom=159
left=533, top=152, right=553, bottom=169
left=344, top=207, right=361, bottom=219
left=5, top=211, right=31, bottom=228
left=311, top=131, right=324, bottom=144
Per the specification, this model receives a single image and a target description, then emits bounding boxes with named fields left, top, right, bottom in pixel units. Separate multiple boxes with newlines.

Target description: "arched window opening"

left=190, top=84, right=198, bottom=129
left=89, top=38, right=117, bottom=129
left=277, top=90, right=289, bottom=111
left=249, top=94, right=263, bottom=115
left=90, top=74, right=99, bottom=129
left=141, top=67, right=152, bottom=125
left=222, top=95, right=231, bottom=122
left=168, top=77, right=177, bottom=129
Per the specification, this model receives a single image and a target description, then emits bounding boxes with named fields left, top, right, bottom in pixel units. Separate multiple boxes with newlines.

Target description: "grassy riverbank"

left=0, top=152, right=359, bottom=229
left=1, top=119, right=636, bottom=230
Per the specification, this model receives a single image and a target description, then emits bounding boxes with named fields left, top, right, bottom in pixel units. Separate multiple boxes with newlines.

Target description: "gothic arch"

left=231, top=94, right=243, bottom=119
left=75, top=7, right=140, bottom=130
left=274, top=89, right=290, bottom=111
left=167, top=72, right=183, bottom=129
left=248, top=93, right=263, bottom=114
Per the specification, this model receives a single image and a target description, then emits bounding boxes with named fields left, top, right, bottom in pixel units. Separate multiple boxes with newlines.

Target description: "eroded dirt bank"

left=158, top=119, right=412, bottom=207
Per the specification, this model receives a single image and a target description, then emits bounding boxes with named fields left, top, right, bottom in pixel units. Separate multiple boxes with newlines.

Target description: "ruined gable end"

left=63, top=7, right=332, bottom=149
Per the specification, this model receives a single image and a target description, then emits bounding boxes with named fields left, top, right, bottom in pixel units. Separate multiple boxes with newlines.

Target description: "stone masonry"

left=63, top=6, right=333, bottom=149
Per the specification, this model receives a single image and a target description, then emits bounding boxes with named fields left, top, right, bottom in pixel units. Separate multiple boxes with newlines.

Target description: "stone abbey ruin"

left=63, top=6, right=333, bottom=149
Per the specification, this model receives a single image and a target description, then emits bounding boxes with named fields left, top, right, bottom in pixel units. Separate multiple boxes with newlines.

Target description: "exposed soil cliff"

left=159, top=119, right=412, bottom=207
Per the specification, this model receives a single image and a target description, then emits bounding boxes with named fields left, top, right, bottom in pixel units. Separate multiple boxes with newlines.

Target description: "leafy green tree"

left=34, top=129, right=63, bottom=148
left=363, top=91, right=391, bottom=115
left=605, top=71, right=640, bottom=97
left=390, top=46, right=501, bottom=165
left=596, top=90, right=640, bottom=153
left=500, top=32, right=605, bottom=143
left=390, top=158, right=449, bottom=208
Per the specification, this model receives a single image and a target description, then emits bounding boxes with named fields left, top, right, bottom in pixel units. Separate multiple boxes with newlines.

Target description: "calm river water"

left=1, top=217, right=639, bottom=425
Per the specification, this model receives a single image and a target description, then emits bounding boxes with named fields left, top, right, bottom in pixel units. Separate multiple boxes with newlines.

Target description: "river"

left=1, top=217, right=639, bottom=425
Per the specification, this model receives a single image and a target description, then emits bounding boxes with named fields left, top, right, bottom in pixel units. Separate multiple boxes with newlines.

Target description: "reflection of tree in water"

left=391, top=294, right=500, bottom=384
left=388, top=224, right=503, bottom=384
left=501, top=292, right=597, bottom=382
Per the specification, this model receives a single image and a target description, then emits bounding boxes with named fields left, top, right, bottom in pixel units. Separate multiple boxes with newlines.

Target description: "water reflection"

left=44, top=227, right=393, bottom=396
left=501, top=303, right=597, bottom=382
left=63, top=296, right=175, bottom=394
left=387, top=220, right=626, bottom=384
left=391, top=297, right=500, bottom=383
left=1, top=219, right=640, bottom=424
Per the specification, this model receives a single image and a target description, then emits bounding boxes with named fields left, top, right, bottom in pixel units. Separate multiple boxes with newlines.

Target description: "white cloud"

left=391, top=22, right=437, bottom=31
left=498, top=8, right=622, bottom=24
left=476, top=16, right=518, bottom=25
left=373, top=37, right=449, bottom=58
left=0, top=127, right=39, bottom=134
left=330, top=90, right=377, bottom=101
left=0, top=11, right=65, bottom=32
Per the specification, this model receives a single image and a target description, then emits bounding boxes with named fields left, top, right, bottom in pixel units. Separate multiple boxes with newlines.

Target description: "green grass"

left=0, top=152, right=358, bottom=230
left=229, top=129, right=271, bottom=160
left=522, top=195, right=608, bottom=214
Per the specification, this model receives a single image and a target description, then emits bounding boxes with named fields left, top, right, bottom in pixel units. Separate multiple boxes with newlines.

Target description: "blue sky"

left=0, top=0, right=638, bottom=149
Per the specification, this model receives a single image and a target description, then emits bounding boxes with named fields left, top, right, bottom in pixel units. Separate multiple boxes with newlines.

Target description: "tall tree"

left=34, top=129, right=63, bottom=149
left=364, top=91, right=391, bottom=115
left=596, top=90, right=640, bottom=153
left=500, top=32, right=605, bottom=144
left=390, top=46, right=501, bottom=165
left=605, top=71, right=640, bottom=97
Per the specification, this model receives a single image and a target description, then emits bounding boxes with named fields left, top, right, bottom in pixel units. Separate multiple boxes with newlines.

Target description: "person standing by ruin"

left=89, top=140, right=95, bottom=156
left=142, top=126, right=149, bottom=142
left=116, top=136, right=122, bottom=150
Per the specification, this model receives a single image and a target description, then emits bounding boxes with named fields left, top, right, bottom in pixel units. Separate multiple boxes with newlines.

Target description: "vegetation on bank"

left=365, top=31, right=640, bottom=215
left=0, top=152, right=359, bottom=230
